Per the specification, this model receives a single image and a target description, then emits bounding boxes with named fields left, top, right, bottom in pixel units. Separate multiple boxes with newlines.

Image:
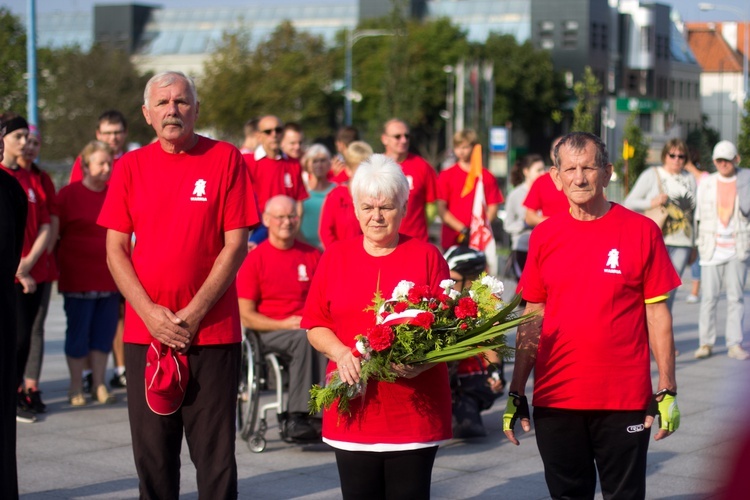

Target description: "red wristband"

left=351, top=347, right=361, bottom=358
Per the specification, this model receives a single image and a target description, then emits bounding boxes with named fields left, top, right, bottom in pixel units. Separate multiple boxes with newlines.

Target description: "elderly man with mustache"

left=98, top=71, right=260, bottom=499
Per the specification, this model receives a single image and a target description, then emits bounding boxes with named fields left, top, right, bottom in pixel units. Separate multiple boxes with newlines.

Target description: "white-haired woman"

left=300, top=144, right=334, bottom=249
left=302, top=154, right=451, bottom=499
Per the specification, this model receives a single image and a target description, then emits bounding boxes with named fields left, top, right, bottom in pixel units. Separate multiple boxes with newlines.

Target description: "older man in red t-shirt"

left=381, top=118, right=438, bottom=241
left=98, top=71, right=259, bottom=499
left=237, top=195, right=325, bottom=441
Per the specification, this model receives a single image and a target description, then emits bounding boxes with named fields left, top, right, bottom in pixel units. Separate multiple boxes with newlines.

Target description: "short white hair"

left=301, top=143, right=331, bottom=170
left=350, top=154, right=409, bottom=210
left=143, top=71, right=198, bottom=107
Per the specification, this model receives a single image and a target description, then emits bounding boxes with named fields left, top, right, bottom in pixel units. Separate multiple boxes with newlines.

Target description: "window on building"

left=539, top=20, right=554, bottom=50
left=562, top=20, right=578, bottom=49
left=628, top=72, right=637, bottom=91
left=639, top=113, right=651, bottom=132
left=591, top=22, right=598, bottom=49
left=640, top=26, right=652, bottom=53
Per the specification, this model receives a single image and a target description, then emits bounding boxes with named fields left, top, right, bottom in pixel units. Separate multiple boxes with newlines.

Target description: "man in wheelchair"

left=237, top=195, right=327, bottom=441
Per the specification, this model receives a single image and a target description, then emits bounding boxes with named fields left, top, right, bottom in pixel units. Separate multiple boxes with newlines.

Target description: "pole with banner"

left=463, top=144, right=497, bottom=276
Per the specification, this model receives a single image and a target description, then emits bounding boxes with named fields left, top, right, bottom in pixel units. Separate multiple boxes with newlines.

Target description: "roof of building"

left=686, top=22, right=745, bottom=72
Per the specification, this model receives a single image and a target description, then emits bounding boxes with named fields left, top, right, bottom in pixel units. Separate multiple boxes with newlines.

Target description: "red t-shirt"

left=57, top=182, right=117, bottom=293
left=398, top=154, right=438, bottom=241
left=518, top=203, right=680, bottom=410
left=1, top=164, right=50, bottom=283
left=437, top=163, right=504, bottom=249
left=236, top=239, right=321, bottom=319
left=243, top=153, right=308, bottom=212
left=97, top=137, right=260, bottom=345
left=318, top=184, right=361, bottom=249
left=68, top=152, right=124, bottom=184
left=35, top=167, right=59, bottom=281
left=522, top=172, right=569, bottom=217
left=329, top=169, right=349, bottom=184
left=301, top=235, right=452, bottom=444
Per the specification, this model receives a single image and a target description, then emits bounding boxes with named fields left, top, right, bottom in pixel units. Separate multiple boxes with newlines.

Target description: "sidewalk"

left=17, top=283, right=746, bottom=499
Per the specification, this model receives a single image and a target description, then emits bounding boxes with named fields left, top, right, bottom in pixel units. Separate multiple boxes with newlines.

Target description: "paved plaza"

left=16, top=277, right=748, bottom=499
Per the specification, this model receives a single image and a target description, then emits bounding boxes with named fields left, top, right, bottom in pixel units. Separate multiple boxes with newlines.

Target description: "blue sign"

left=489, top=127, right=508, bottom=153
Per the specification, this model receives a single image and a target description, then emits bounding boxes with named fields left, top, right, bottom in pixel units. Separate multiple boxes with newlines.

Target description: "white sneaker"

left=685, top=294, right=699, bottom=304
left=728, top=345, right=750, bottom=360
left=694, top=345, right=712, bottom=359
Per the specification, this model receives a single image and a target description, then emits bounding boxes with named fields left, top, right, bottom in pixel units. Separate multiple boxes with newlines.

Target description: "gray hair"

left=301, top=143, right=331, bottom=170
left=143, top=71, right=198, bottom=107
left=553, top=132, right=609, bottom=169
left=350, top=154, right=409, bottom=210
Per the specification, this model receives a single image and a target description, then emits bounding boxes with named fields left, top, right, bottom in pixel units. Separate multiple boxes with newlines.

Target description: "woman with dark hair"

left=0, top=114, right=50, bottom=424
left=625, top=138, right=696, bottom=311
left=503, top=154, right=544, bottom=280
left=303, top=154, right=451, bottom=499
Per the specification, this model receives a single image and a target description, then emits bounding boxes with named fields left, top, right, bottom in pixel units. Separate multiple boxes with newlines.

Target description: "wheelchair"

left=236, top=329, right=289, bottom=452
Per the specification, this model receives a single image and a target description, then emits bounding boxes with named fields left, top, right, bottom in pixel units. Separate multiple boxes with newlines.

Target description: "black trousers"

left=125, top=343, right=240, bottom=500
left=15, top=284, right=44, bottom=390
left=334, top=446, right=438, bottom=500
left=534, top=407, right=651, bottom=500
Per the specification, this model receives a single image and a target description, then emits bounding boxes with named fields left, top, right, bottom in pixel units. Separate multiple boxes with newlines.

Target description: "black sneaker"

left=26, top=389, right=47, bottom=413
left=17, top=406, right=37, bottom=423
left=283, top=414, right=322, bottom=442
left=110, top=371, right=127, bottom=388
left=17, top=391, right=34, bottom=412
left=82, top=373, right=93, bottom=394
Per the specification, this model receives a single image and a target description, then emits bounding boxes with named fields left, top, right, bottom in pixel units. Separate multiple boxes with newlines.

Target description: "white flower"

left=469, top=290, right=476, bottom=300
left=355, top=339, right=369, bottom=355
left=481, top=275, right=505, bottom=296
left=440, top=279, right=456, bottom=292
left=448, top=289, right=460, bottom=300
left=391, top=280, right=415, bottom=300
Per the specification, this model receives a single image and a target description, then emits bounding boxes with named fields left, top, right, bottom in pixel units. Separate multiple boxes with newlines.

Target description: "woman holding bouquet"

left=302, top=154, right=452, bottom=499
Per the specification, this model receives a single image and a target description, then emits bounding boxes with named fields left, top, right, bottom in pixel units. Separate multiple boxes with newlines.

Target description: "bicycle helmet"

left=443, top=245, right=487, bottom=278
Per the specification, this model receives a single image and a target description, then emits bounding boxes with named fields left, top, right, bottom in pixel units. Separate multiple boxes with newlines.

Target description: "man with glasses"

left=69, top=110, right=128, bottom=183
left=380, top=118, right=438, bottom=241
left=694, top=140, right=750, bottom=360
left=243, top=115, right=308, bottom=245
left=237, top=195, right=325, bottom=440
left=504, top=132, right=680, bottom=499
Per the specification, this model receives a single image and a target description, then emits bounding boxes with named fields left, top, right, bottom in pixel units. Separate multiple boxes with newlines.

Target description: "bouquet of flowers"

left=309, top=274, right=534, bottom=414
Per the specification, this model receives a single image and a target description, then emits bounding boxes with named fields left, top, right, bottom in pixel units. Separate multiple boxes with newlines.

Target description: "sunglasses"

left=667, top=153, right=686, bottom=160
left=389, top=133, right=410, bottom=140
left=261, top=127, right=284, bottom=136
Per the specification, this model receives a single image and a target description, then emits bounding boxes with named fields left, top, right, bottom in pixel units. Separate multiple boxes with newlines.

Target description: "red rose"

left=428, top=301, right=438, bottom=310
left=367, top=325, right=395, bottom=352
left=393, top=302, right=408, bottom=313
left=407, top=284, right=431, bottom=304
left=410, top=311, right=434, bottom=329
left=455, top=297, right=478, bottom=319
left=441, top=303, right=450, bottom=310
left=438, top=292, right=451, bottom=303
left=460, top=322, right=469, bottom=330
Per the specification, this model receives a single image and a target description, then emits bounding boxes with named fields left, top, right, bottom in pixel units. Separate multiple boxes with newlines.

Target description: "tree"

left=36, top=45, right=153, bottom=162
left=0, top=8, right=28, bottom=115
left=738, top=99, right=750, bottom=168
left=571, top=66, right=602, bottom=134
left=476, top=34, right=566, bottom=150
left=686, top=114, right=720, bottom=170
left=615, top=111, right=649, bottom=192
left=201, top=21, right=337, bottom=143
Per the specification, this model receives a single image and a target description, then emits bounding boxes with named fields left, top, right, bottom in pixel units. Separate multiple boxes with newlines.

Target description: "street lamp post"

left=344, top=29, right=395, bottom=126
left=699, top=2, right=749, bottom=108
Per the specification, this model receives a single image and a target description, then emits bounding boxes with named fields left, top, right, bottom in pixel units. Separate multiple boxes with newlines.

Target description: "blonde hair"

left=79, top=140, right=113, bottom=169
left=343, top=141, right=374, bottom=170
left=453, top=129, right=478, bottom=147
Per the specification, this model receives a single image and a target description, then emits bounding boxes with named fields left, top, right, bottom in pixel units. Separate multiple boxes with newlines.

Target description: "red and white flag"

left=461, top=144, right=497, bottom=275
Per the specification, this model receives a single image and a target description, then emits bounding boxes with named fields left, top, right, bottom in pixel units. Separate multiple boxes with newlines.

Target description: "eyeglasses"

left=389, top=133, right=410, bottom=141
left=667, top=153, right=686, bottom=160
left=267, top=214, right=299, bottom=222
left=261, top=127, right=284, bottom=136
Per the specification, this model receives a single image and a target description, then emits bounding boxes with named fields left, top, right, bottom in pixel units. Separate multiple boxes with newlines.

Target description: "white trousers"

left=698, top=258, right=748, bottom=347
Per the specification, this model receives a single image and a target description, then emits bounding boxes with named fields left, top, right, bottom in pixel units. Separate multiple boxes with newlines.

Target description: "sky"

left=4, top=0, right=749, bottom=22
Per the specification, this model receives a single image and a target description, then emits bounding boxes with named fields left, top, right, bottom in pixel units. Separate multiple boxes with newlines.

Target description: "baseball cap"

left=713, top=140, right=738, bottom=161
left=145, top=341, right=189, bottom=415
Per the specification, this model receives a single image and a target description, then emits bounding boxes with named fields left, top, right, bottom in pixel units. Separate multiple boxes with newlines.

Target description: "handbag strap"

left=653, top=167, right=665, bottom=195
